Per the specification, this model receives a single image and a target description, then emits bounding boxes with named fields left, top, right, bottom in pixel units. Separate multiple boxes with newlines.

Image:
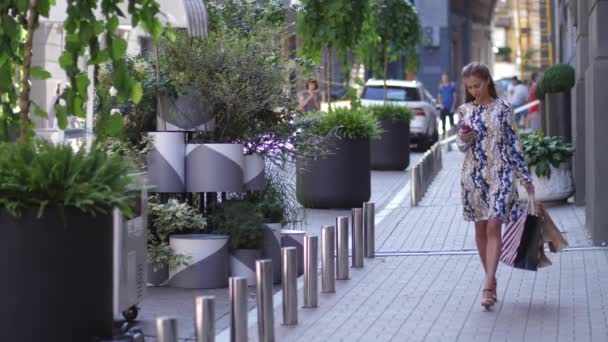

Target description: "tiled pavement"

left=139, top=147, right=608, bottom=341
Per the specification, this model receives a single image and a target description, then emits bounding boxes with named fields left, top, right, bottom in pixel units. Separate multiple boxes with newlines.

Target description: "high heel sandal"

left=481, top=289, right=495, bottom=311
left=492, top=278, right=498, bottom=302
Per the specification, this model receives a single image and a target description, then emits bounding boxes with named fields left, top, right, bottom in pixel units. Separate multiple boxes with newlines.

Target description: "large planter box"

left=371, top=119, right=410, bottom=170
left=230, top=249, right=262, bottom=286
left=147, top=131, right=186, bottom=193
left=296, top=138, right=371, bottom=209
left=169, top=234, right=230, bottom=289
left=0, top=208, right=114, bottom=341
left=186, top=143, right=245, bottom=193
left=545, top=91, right=572, bottom=143
left=244, top=154, right=265, bottom=191
left=263, top=223, right=283, bottom=284
left=518, top=164, right=575, bottom=202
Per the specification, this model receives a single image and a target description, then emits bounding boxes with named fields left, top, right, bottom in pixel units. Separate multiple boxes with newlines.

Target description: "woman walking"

left=456, top=62, right=535, bottom=310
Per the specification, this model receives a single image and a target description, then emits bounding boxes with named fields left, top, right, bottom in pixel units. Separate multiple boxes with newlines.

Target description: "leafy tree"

left=359, top=0, right=421, bottom=103
left=0, top=0, right=162, bottom=143
left=297, top=0, right=369, bottom=110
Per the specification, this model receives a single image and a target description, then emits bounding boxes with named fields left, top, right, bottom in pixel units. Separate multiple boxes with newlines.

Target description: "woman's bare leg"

left=475, top=220, right=489, bottom=272
left=485, top=218, right=503, bottom=290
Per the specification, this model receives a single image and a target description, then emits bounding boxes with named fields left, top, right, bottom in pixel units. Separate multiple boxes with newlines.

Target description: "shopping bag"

left=537, top=203, right=569, bottom=253
left=501, top=197, right=543, bottom=271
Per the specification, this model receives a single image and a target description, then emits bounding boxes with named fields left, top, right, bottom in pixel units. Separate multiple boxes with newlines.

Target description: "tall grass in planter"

left=296, top=108, right=381, bottom=208
left=368, top=105, right=413, bottom=170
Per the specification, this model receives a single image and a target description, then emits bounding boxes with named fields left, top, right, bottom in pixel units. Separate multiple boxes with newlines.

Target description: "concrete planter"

left=147, top=131, right=186, bottom=193
left=296, top=138, right=371, bottom=209
left=280, top=229, right=306, bottom=276
left=263, top=223, right=283, bottom=284
left=244, top=154, right=265, bottom=191
left=230, top=249, right=262, bottom=286
left=1, top=208, right=114, bottom=341
left=146, top=262, right=169, bottom=287
left=169, top=234, right=230, bottom=289
left=371, top=119, right=410, bottom=170
left=518, top=164, right=575, bottom=202
left=186, top=143, right=245, bottom=193
left=545, top=91, right=572, bottom=143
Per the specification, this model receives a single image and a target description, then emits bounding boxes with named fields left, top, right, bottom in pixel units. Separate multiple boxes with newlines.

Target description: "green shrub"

left=368, top=105, right=413, bottom=122
left=541, top=64, right=575, bottom=93
left=0, top=140, right=133, bottom=218
left=209, top=200, right=265, bottom=250
left=521, top=131, right=574, bottom=178
left=535, top=77, right=545, bottom=100
left=304, top=107, right=381, bottom=140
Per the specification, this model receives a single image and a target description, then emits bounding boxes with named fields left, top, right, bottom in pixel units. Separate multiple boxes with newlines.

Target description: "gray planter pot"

left=296, top=138, right=371, bottom=209
left=186, top=143, right=245, bottom=192
left=1, top=208, right=114, bottom=341
left=169, top=234, right=230, bottom=289
left=545, top=91, right=572, bottom=142
left=263, top=223, right=283, bottom=284
left=147, top=132, right=186, bottom=193
left=230, top=249, right=262, bottom=286
left=280, top=229, right=306, bottom=276
left=244, top=154, right=265, bottom=191
left=371, top=119, right=410, bottom=170
left=157, top=90, right=214, bottom=131
left=146, top=262, right=169, bottom=286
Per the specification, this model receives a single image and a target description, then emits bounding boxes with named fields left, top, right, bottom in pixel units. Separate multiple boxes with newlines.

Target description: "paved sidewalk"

left=236, top=148, right=608, bottom=342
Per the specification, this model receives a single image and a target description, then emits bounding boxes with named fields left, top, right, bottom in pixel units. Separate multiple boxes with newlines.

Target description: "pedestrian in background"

left=437, top=73, right=458, bottom=136
left=509, top=77, right=530, bottom=127
left=456, top=62, right=535, bottom=310
left=298, top=78, right=321, bottom=113
left=528, top=72, right=541, bottom=131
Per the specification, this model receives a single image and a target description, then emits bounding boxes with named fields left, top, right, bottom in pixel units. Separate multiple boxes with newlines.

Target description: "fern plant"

left=0, top=140, right=134, bottom=218
left=304, top=107, right=381, bottom=140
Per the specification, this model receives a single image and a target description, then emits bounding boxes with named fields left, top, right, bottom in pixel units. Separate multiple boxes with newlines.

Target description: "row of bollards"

left=411, top=142, right=443, bottom=206
left=154, top=201, right=376, bottom=342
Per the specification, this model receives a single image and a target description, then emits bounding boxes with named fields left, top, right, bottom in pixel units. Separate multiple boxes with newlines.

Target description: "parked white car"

left=360, top=79, right=439, bottom=148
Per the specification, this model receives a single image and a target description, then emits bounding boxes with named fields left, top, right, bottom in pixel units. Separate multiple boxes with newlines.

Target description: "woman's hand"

left=523, top=180, right=535, bottom=195
left=459, top=130, right=475, bottom=143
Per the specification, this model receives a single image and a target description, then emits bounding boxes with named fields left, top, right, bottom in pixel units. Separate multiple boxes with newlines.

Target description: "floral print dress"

left=456, top=98, right=532, bottom=223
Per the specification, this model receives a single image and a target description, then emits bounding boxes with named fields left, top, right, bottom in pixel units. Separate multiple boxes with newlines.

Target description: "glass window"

left=361, top=86, right=421, bottom=101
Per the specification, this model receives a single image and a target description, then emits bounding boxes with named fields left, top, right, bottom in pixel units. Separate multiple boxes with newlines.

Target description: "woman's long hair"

left=461, top=62, right=498, bottom=103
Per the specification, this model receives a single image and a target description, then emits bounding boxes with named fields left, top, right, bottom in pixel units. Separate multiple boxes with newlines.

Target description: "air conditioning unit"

left=113, top=173, right=148, bottom=322
left=422, top=26, right=440, bottom=48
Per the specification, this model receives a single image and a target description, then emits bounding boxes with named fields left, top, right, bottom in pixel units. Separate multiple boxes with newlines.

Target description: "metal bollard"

left=363, top=202, right=375, bottom=258
left=336, top=216, right=350, bottom=280
left=256, top=260, right=275, bottom=342
left=321, top=226, right=336, bottom=293
left=351, top=208, right=364, bottom=268
left=411, top=165, right=418, bottom=206
left=156, top=317, right=178, bottom=342
left=281, top=247, right=298, bottom=325
left=303, top=235, right=319, bottom=308
left=195, top=296, right=215, bottom=342
left=229, top=277, right=248, bottom=342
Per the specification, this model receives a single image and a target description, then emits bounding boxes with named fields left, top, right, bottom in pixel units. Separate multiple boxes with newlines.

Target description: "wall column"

left=572, top=0, right=588, bottom=205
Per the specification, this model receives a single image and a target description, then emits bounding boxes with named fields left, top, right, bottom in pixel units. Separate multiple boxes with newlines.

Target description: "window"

left=361, top=86, right=421, bottom=101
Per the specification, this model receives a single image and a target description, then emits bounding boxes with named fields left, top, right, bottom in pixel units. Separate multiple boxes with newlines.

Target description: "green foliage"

left=495, top=47, right=512, bottom=55
left=147, top=199, right=206, bottom=271
left=297, top=0, right=369, bottom=64
left=0, top=140, right=134, bottom=218
left=206, top=0, right=287, bottom=35
left=0, top=0, right=162, bottom=142
left=368, top=105, right=413, bottom=122
left=541, top=64, right=575, bottom=93
left=304, top=107, right=381, bottom=140
left=209, top=200, right=265, bottom=250
left=406, top=49, right=420, bottom=74
left=160, top=28, right=290, bottom=142
left=535, top=77, right=545, bottom=100
left=97, top=134, right=153, bottom=172
left=521, top=131, right=575, bottom=178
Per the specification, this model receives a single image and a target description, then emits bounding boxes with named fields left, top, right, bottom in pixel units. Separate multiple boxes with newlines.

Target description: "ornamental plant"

left=208, top=199, right=265, bottom=250
left=521, top=131, right=575, bottom=178
left=304, top=107, right=381, bottom=140
left=368, top=105, right=413, bottom=122
left=540, top=64, right=575, bottom=93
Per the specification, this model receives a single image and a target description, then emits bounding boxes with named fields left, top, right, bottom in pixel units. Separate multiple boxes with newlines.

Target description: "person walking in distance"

left=437, top=73, right=457, bottom=136
left=298, top=78, right=321, bottom=113
left=527, top=72, right=541, bottom=131
left=456, top=62, right=535, bottom=310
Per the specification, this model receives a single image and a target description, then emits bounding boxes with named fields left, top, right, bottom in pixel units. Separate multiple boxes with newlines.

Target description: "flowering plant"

left=236, top=133, right=295, bottom=156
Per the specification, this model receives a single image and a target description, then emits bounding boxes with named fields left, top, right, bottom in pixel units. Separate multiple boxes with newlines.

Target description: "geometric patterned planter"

left=280, top=229, right=306, bottom=277
left=147, top=132, right=186, bottom=193
left=169, top=234, right=230, bottom=289
left=230, top=249, right=262, bottom=286
left=263, top=223, right=283, bottom=284
left=243, top=154, right=265, bottom=191
left=186, top=143, right=244, bottom=193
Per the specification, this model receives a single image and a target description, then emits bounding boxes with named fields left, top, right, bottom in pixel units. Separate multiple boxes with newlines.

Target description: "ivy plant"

left=0, top=0, right=163, bottom=143
left=521, top=131, right=575, bottom=178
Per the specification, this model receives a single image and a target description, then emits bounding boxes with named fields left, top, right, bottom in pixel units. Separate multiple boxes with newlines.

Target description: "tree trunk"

left=18, top=0, right=39, bottom=143
left=327, top=48, right=332, bottom=111
left=383, top=41, right=388, bottom=105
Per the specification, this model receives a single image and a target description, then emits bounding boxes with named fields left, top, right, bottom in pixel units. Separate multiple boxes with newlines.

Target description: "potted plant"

left=541, top=64, right=575, bottom=142
left=296, top=107, right=381, bottom=208
left=368, top=105, right=413, bottom=170
left=147, top=199, right=209, bottom=286
left=518, top=132, right=575, bottom=202
left=209, top=199, right=265, bottom=286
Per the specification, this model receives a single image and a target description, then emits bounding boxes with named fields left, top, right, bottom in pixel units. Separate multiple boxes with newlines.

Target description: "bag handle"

left=527, top=194, right=536, bottom=216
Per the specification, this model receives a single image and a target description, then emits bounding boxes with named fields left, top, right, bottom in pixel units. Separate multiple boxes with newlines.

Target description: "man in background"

left=437, top=73, right=457, bottom=136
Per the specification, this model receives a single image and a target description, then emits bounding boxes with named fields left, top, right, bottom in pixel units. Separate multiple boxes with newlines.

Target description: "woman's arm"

left=298, top=92, right=313, bottom=110
left=502, top=103, right=532, bottom=184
